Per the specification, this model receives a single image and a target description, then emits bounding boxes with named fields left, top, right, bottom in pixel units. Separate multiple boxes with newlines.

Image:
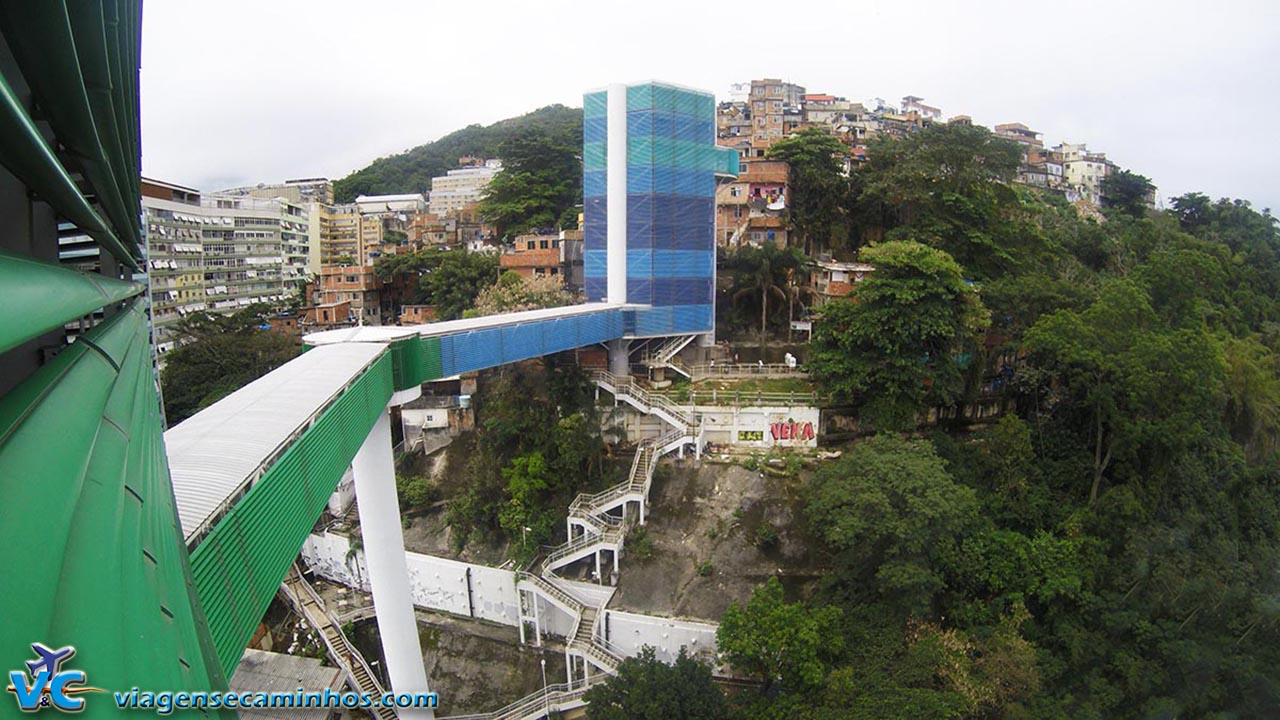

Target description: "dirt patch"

left=342, top=600, right=566, bottom=716
left=608, top=458, right=828, bottom=621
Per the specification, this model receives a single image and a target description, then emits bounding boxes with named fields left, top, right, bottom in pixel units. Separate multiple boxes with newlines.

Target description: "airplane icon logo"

left=25, top=644, right=75, bottom=679
left=8, top=642, right=105, bottom=713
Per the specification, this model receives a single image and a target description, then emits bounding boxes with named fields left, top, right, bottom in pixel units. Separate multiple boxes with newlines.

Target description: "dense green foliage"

left=853, top=123, right=1036, bottom=277
left=467, top=270, right=573, bottom=317
left=160, top=304, right=300, bottom=425
left=767, top=129, right=850, bottom=255
left=809, top=241, right=989, bottom=429
left=1100, top=169, right=1156, bottom=219
left=724, top=243, right=808, bottom=348
left=727, top=122, right=1280, bottom=717
left=584, top=647, right=728, bottom=720
left=447, top=359, right=616, bottom=555
left=333, top=105, right=582, bottom=202
left=476, top=121, right=583, bottom=238
left=373, top=248, right=499, bottom=319
left=717, top=577, right=843, bottom=692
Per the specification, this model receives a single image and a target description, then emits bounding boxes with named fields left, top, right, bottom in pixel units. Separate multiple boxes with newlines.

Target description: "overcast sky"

left=142, top=0, right=1280, bottom=210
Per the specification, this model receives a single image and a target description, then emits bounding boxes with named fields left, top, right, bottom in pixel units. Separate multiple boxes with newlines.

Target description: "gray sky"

left=142, top=0, right=1280, bottom=211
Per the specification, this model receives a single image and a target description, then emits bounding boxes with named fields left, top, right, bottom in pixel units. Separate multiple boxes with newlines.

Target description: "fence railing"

left=674, top=388, right=824, bottom=407
left=436, top=677, right=595, bottom=720
left=687, top=362, right=808, bottom=381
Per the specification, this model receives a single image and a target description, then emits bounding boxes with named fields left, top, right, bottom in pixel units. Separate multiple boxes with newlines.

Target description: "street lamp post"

left=540, top=656, right=549, bottom=718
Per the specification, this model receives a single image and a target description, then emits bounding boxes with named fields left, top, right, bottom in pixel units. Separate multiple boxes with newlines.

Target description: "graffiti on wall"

left=770, top=420, right=815, bottom=442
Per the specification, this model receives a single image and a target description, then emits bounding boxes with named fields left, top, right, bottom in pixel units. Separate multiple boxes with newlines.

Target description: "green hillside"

left=333, top=105, right=583, bottom=203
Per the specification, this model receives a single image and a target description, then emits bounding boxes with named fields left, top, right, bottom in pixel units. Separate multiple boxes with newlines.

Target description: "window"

left=540, top=240, right=549, bottom=249
left=527, top=240, right=536, bottom=250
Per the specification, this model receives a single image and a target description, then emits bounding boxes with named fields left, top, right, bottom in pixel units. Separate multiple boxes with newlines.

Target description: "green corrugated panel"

left=0, top=2, right=140, bottom=254
left=653, top=84, right=677, bottom=113
left=584, top=90, right=607, bottom=118
left=0, top=299, right=230, bottom=717
left=422, top=335, right=443, bottom=381
left=191, top=351, right=393, bottom=676
left=694, top=92, right=715, bottom=119
left=390, top=335, right=426, bottom=391
left=0, top=68, right=137, bottom=269
left=0, top=249, right=144, bottom=353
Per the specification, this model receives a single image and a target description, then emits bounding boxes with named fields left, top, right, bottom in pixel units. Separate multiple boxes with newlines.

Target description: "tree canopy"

left=767, top=128, right=850, bottom=254
left=333, top=105, right=581, bottom=202
left=160, top=304, right=300, bottom=425
left=809, top=240, right=989, bottom=429
left=467, top=270, right=573, bottom=317
left=583, top=647, right=727, bottom=720
left=478, top=121, right=583, bottom=239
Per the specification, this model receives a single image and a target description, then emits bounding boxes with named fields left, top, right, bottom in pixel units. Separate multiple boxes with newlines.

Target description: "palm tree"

left=731, top=243, right=805, bottom=354
left=784, top=269, right=817, bottom=344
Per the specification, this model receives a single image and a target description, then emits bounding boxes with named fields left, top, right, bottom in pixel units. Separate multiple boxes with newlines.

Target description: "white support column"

left=606, top=83, right=628, bottom=305
left=353, top=409, right=433, bottom=719
left=639, top=498, right=645, bottom=525
left=533, top=593, right=542, bottom=647
left=608, top=338, right=630, bottom=377
left=595, top=550, right=603, bottom=584
left=518, top=590, right=527, bottom=645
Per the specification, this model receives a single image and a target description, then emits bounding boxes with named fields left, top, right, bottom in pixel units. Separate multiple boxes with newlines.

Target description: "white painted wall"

left=603, top=610, right=719, bottom=666
left=301, top=532, right=521, bottom=627
left=299, top=534, right=721, bottom=658
left=328, top=468, right=356, bottom=516
left=402, top=408, right=450, bottom=434
left=614, top=405, right=821, bottom=449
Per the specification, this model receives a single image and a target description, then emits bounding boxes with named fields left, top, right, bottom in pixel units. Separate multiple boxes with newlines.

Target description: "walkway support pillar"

left=608, top=339, right=630, bottom=377
left=606, top=82, right=627, bottom=304
left=354, top=409, right=434, bottom=719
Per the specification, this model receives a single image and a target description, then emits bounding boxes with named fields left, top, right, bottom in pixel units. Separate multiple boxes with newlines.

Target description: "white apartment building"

left=429, top=160, right=502, bottom=215
left=142, top=178, right=310, bottom=352
left=1055, top=143, right=1116, bottom=205
left=354, top=193, right=428, bottom=215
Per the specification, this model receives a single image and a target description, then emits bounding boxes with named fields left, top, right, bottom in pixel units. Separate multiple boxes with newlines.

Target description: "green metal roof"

left=0, top=299, right=230, bottom=716
left=0, top=250, right=144, bottom=354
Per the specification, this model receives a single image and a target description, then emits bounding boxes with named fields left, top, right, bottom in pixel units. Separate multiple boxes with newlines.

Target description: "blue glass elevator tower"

left=583, top=82, right=740, bottom=338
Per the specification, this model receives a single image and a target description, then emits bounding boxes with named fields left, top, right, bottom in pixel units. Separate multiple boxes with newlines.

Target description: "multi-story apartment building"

left=716, top=160, right=789, bottom=246
left=142, top=178, right=310, bottom=352
left=315, top=264, right=383, bottom=325
left=994, top=122, right=1044, bottom=150
left=222, top=177, right=334, bottom=205
left=428, top=160, right=502, bottom=215
left=901, top=95, right=943, bottom=121
left=1056, top=142, right=1117, bottom=205
left=498, top=230, right=586, bottom=292
left=749, top=78, right=806, bottom=148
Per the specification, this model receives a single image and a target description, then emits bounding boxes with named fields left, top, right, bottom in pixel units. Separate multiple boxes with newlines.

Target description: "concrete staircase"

left=641, top=335, right=697, bottom=379
left=471, top=367, right=703, bottom=719
left=281, top=565, right=399, bottom=720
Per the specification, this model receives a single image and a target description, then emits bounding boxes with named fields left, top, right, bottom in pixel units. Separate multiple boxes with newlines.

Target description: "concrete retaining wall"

left=603, top=610, right=719, bottom=665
